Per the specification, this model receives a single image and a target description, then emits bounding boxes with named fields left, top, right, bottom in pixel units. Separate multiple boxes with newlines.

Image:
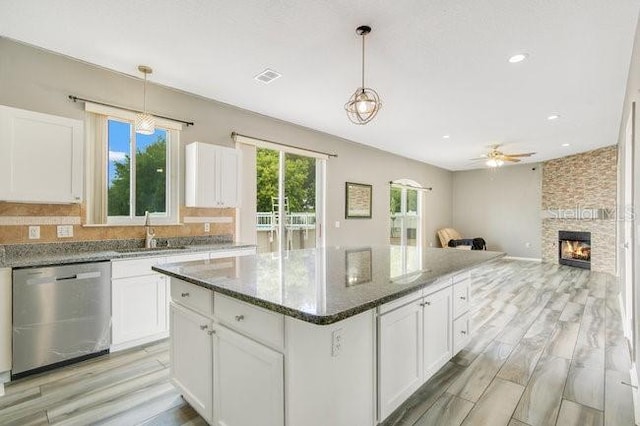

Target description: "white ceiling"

left=1, top=0, right=639, bottom=170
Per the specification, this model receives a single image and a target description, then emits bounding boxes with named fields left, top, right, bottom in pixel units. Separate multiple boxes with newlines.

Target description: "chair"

left=437, top=228, right=472, bottom=250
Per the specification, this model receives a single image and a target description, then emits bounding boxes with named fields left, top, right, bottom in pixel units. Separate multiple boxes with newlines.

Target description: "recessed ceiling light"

left=254, top=68, right=282, bottom=84
left=562, top=143, right=570, bottom=147
left=508, top=53, right=528, bottom=63
left=443, top=135, right=450, bottom=139
left=547, top=114, right=560, bottom=120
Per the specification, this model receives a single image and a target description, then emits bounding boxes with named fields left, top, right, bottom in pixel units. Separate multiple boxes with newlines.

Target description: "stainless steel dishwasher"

left=12, top=261, right=111, bottom=378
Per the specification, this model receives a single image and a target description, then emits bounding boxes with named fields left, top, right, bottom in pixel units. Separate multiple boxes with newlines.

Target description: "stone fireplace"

left=541, top=146, right=617, bottom=274
left=558, top=230, right=591, bottom=269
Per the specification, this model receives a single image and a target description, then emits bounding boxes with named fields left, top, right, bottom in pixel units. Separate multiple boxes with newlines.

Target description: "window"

left=84, top=103, right=181, bottom=225
left=390, top=180, right=421, bottom=246
left=107, top=118, right=169, bottom=219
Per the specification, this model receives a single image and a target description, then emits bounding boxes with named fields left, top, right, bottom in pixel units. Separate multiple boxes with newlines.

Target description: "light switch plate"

left=57, top=225, right=73, bottom=238
left=28, top=226, right=40, bottom=240
left=331, top=328, right=343, bottom=357
left=204, top=223, right=211, bottom=233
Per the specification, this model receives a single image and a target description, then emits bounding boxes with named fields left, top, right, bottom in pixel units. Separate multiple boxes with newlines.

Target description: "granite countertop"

left=0, top=236, right=255, bottom=268
left=153, top=246, right=504, bottom=325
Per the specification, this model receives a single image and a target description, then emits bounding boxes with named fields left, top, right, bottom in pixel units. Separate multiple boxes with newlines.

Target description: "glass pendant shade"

left=135, top=112, right=155, bottom=135
left=345, top=88, right=382, bottom=124
left=486, top=158, right=504, bottom=168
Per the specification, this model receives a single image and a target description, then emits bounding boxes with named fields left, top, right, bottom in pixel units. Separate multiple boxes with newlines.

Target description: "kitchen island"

left=153, top=246, right=503, bottom=426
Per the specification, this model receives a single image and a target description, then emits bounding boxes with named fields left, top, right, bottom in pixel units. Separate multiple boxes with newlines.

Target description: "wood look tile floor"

left=0, top=259, right=634, bottom=426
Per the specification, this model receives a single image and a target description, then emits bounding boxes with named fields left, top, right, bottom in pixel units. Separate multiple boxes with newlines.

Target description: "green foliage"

left=256, top=148, right=315, bottom=213
left=108, top=138, right=167, bottom=216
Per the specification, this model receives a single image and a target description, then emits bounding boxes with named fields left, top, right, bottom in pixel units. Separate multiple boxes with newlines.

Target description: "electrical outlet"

left=28, top=226, right=40, bottom=240
left=57, top=225, right=74, bottom=238
left=204, top=223, right=211, bottom=233
left=331, top=328, right=343, bottom=357
left=525, top=242, right=531, bottom=248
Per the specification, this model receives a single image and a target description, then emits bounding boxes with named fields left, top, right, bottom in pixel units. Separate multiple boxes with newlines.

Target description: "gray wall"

left=615, top=13, right=640, bottom=391
left=452, top=163, right=542, bottom=258
left=0, top=37, right=453, bottom=247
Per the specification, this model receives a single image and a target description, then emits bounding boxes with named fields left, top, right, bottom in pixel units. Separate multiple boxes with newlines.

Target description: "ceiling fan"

left=471, top=145, right=536, bottom=167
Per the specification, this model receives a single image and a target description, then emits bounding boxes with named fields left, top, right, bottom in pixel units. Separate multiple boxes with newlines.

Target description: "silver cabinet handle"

left=207, top=330, right=216, bottom=335
left=181, top=292, right=190, bottom=297
left=424, top=301, right=431, bottom=306
left=235, top=314, right=245, bottom=322
left=460, top=330, right=467, bottom=335
left=460, top=296, right=467, bottom=300
left=200, top=325, right=208, bottom=330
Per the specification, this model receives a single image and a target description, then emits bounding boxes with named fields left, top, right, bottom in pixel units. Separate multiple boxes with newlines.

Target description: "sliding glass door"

left=256, top=147, right=323, bottom=253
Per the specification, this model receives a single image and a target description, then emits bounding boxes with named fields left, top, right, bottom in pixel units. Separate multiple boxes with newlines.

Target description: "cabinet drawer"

left=453, top=280, right=470, bottom=318
left=210, top=247, right=256, bottom=260
left=112, top=257, right=165, bottom=279
left=171, top=278, right=213, bottom=317
left=453, top=313, right=471, bottom=354
left=167, top=252, right=210, bottom=264
left=214, top=293, right=284, bottom=350
left=378, top=289, right=422, bottom=315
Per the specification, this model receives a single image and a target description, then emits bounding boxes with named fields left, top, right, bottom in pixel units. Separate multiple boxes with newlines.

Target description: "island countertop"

left=153, top=246, right=504, bottom=325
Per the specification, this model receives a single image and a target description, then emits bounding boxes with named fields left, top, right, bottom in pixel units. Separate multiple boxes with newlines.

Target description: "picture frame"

left=345, top=182, right=372, bottom=219
left=345, top=248, right=373, bottom=286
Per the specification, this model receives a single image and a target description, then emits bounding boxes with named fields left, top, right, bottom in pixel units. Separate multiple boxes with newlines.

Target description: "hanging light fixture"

left=135, top=65, right=155, bottom=135
left=345, top=25, right=382, bottom=125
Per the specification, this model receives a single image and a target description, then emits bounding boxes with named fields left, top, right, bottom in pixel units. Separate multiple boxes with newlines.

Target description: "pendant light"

left=135, top=65, right=155, bottom=135
left=344, top=25, right=382, bottom=125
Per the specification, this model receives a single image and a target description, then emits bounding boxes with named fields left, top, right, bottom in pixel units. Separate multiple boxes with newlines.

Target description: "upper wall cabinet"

left=185, top=142, right=239, bottom=208
left=0, top=105, right=83, bottom=203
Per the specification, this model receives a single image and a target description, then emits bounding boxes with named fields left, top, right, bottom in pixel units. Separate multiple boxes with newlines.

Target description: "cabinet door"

left=112, top=274, right=167, bottom=347
left=213, top=325, right=284, bottom=426
left=0, top=105, right=83, bottom=203
left=185, top=142, right=217, bottom=208
left=423, top=287, right=453, bottom=381
left=378, top=300, right=423, bottom=421
left=216, top=147, right=239, bottom=207
left=170, top=303, right=214, bottom=423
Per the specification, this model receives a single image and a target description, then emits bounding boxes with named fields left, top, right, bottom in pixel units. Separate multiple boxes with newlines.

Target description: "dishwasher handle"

left=56, top=271, right=102, bottom=281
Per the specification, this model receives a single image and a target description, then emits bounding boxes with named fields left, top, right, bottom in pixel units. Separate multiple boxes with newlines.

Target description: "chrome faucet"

left=144, top=211, right=157, bottom=248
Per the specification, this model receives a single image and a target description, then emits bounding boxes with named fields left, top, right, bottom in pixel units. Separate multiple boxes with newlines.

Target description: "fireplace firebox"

left=558, top=231, right=591, bottom=270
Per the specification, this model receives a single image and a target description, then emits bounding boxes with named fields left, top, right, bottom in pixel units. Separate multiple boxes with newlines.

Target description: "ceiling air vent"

left=254, top=68, right=282, bottom=84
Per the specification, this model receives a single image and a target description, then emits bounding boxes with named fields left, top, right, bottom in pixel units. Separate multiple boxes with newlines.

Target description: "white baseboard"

left=502, top=256, right=542, bottom=262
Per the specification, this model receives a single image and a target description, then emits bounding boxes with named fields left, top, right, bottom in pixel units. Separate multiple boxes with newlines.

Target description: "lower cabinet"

left=213, top=325, right=284, bottom=426
left=170, top=303, right=214, bottom=423
left=378, top=282, right=458, bottom=422
left=378, top=298, right=423, bottom=420
left=423, top=286, right=453, bottom=379
left=112, top=274, right=168, bottom=349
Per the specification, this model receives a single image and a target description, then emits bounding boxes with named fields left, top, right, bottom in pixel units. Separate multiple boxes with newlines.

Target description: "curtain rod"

left=389, top=181, right=433, bottom=191
left=231, top=132, right=338, bottom=158
left=68, top=95, right=195, bottom=127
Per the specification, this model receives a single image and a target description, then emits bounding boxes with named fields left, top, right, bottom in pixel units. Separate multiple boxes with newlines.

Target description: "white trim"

left=233, top=133, right=329, bottom=160
left=84, top=102, right=183, bottom=130
left=503, top=256, right=542, bottom=262
left=0, top=216, right=81, bottom=225
left=183, top=216, right=233, bottom=224
left=630, top=363, right=640, bottom=425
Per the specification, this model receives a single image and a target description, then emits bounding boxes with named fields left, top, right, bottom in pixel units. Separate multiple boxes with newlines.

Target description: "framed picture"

left=345, top=248, right=373, bottom=286
left=345, top=182, right=372, bottom=219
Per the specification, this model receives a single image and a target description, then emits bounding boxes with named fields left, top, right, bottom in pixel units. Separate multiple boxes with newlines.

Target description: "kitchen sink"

left=116, top=246, right=190, bottom=253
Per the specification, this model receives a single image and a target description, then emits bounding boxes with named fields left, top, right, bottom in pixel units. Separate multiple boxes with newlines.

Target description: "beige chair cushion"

left=437, top=228, right=472, bottom=249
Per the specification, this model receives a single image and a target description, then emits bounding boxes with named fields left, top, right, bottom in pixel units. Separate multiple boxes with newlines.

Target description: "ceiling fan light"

left=135, top=112, right=155, bottom=135
left=486, top=159, right=498, bottom=168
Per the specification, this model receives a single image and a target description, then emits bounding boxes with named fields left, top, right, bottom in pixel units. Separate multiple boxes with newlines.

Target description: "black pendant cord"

left=361, top=32, right=366, bottom=91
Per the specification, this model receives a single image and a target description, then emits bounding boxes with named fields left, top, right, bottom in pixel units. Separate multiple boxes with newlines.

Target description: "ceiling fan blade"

left=503, top=157, right=521, bottom=162
left=469, top=157, right=487, bottom=161
left=505, top=152, right=536, bottom=157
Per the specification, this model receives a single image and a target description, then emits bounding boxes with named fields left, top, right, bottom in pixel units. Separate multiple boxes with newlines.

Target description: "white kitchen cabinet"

left=185, top=142, right=239, bottom=208
left=213, top=324, right=284, bottom=426
left=453, top=313, right=471, bottom=354
left=111, top=274, right=168, bottom=348
left=0, top=105, right=83, bottom=203
left=170, top=303, right=214, bottom=424
left=422, top=286, right=453, bottom=380
left=378, top=294, right=423, bottom=420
